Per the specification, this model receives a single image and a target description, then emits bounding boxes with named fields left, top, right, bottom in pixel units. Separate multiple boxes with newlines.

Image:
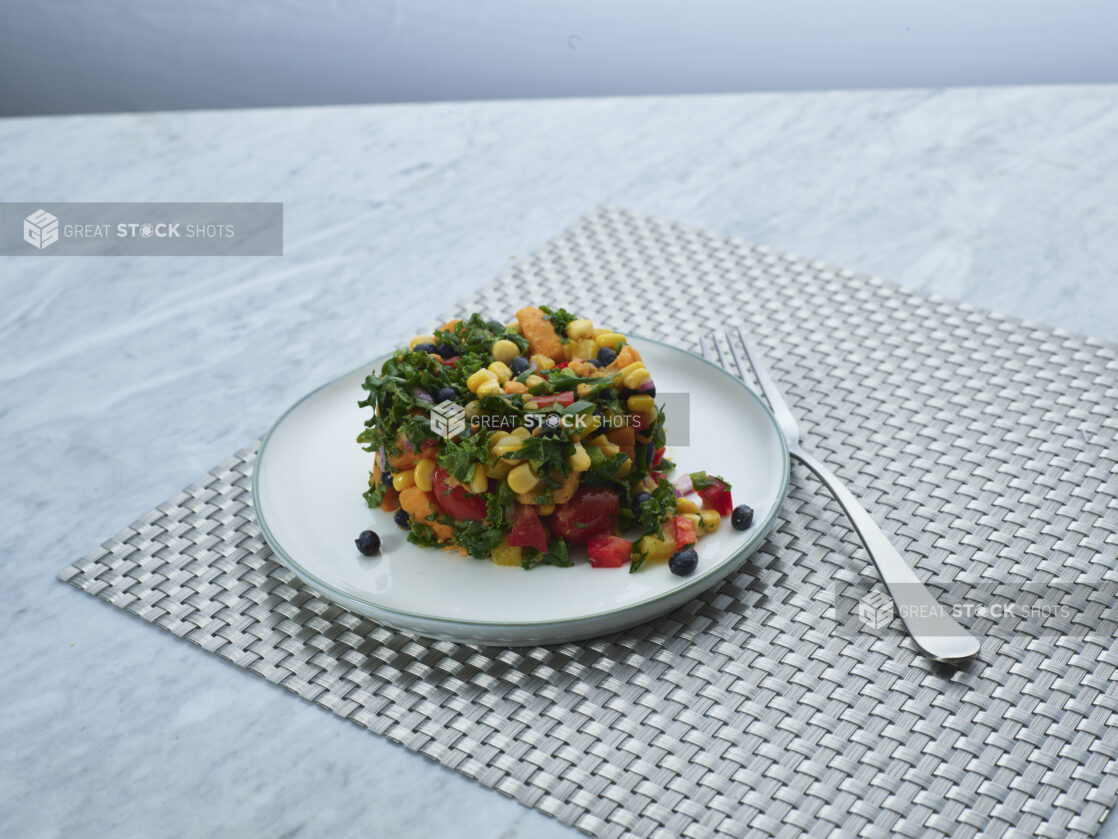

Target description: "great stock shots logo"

left=23, top=209, right=59, bottom=250
left=430, top=400, right=467, bottom=440
left=857, top=589, right=894, bottom=630
left=2, top=203, right=283, bottom=256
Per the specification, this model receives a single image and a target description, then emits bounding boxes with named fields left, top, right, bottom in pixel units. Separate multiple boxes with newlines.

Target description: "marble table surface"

left=2, top=85, right=1117, bottom=838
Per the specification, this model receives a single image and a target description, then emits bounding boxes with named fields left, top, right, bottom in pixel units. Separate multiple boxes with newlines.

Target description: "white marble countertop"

left=2, top=86, right=1117, bottom=838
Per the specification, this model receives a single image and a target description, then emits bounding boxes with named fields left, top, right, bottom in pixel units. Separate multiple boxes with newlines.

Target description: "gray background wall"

left=2, top=0, right=1117, bottom=116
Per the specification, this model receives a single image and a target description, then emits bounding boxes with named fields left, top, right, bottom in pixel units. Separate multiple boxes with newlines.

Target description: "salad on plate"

left=355, top=306, right=751, bottom=574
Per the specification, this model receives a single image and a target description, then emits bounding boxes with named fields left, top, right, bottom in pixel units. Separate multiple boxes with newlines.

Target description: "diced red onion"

left=638, top=378, right=656, bottom=393
left=674, top=474, right=693, bottom=495
left=413, top=388, right=433, bottom=403
left=377, top=446, right=387, bottom=469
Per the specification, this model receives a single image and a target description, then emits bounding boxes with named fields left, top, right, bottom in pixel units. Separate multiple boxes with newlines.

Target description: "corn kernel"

left=538, top=504, right=556, bottom=515
left=491, top=542, right=523, bottom=566
left=676, top=497, right=700, bottom=515
left=491, top=339, right=520, bottom=364
left=566, top=318, right=594, bottom=339
left=600, top=441, right=620, bottom=457
left=464, top=400, right=480, bottom=419
left=491, top=436, right=524, bottom=458
left=467, top=368, right=496, bottom=394
left=476, top=379, right=502, bottom=398
left=505, top=320, right=520, bottom=332
left=594, top=332, right=625, bottom=349
left=524, top=374, right=545, bottom=389
left=469, top=463, right=488, bottom=494
left=700, top=510, right=721, bottom=531
left=619, top=360, right=645, bottom=377
left=627, top=394, right=655, bottom=413
left=576, top=337, right=603, bottom=357
left=507, top=463, right=540, bottom=494
left=413, top=459, right=436, bottom=492
left=683, top=512, right=703, bottom=529
left=409, top=334, right=436, bottom=349
left=569, top=443, right=592, bottom=472
left=622, top=366, right=652, bottom=390
left=511, top=427, right=530, bottom=439
left=617, top=456, right=632, bottom=477
left=392, top=470, right=416, bottom=491
left=531, top=354, right=556, bottom=371
left=488, top=360, right=513, bottom=383
left=488, top=460, right=512, bottom=479
left=592, top=327, right=611, bottom=337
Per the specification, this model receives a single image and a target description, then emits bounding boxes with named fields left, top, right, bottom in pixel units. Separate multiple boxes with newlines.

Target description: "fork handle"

left=790, top=448, right=980, bottom=662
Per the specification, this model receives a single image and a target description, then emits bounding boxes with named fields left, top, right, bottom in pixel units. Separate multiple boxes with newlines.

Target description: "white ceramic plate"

left=253, top=337, right=789, bottom=646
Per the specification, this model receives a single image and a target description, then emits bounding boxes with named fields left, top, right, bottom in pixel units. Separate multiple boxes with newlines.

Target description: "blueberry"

left=435, top=342, right=458, bottom=359
left=631, top=491, right=651, bottom=515
left=585, top=358, right=602, bottom=368
left=597, top=347, right=617, bottom=365
left=509, top=356, right=530, bottom=376
left=355, top=530, right=381, bottom=556
left=433, top=386, right=458, bottom=404
left=540, top=415, right=564, bottom=436
left=381, top=469, right=393, bottom=486
left=598, top=388, right=616, bottom=403
left=731, top=505, right=754, bottom=531
left=394, top=509, right=410, bottom=529
left=669, top=547, right=699, bottom=576
left=643, top=443, right=654, bottom=466
left=412, top=342, right=437, bottom=354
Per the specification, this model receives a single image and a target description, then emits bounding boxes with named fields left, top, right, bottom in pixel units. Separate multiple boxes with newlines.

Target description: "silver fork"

left=702, top=328, right=980, bottom=663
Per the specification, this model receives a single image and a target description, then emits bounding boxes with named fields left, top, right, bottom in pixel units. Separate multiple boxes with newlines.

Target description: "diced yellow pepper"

left=531, top=353, right=556, bottom=371
left=491, top=542, right=523, bottom=567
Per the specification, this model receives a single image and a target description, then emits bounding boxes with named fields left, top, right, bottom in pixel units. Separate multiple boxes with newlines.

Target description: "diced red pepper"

left=673, top=515, right=697, bottom=549
left=556, top=361, right=569, bottom=369
left=651, top=446, right=666, bottom=467
left=586, top=534, right=632, bottom=568
left=431, top=465, right=487, bottom=522
left=533, top=390, right=576, bottom=408
left=508, top=504, right=549, bottom=552
left=441, top=356, right=459, bottom=367
left=650, top=471, right=668, bottom=484
left=696, top=477, right=733, bottom=517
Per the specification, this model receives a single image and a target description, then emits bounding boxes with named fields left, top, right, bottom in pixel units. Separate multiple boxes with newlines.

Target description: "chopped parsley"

left=539, top=306, right=579, bottom=339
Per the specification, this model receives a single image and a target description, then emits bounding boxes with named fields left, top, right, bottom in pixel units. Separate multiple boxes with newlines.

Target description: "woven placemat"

left=60, top=207, right=1118, bottom=839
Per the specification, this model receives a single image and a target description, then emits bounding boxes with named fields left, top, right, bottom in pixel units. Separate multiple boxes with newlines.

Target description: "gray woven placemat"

left=60, top=207, right=1118, bottom=839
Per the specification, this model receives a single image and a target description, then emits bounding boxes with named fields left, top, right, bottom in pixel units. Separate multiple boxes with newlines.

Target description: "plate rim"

left=251, top=334, right=791, bottom=629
